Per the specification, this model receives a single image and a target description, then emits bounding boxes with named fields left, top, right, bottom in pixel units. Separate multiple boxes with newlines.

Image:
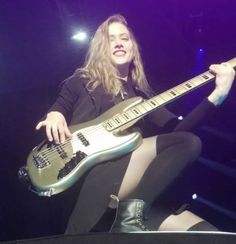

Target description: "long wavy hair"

left=73, top=14, right=152, bottom=97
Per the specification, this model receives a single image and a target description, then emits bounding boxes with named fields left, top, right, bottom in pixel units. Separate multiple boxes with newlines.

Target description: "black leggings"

left=65, top=131, right=203, bottom=233
left=126, top=131, right=202, bottom=204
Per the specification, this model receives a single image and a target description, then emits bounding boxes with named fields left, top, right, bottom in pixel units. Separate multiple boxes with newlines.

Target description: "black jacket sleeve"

left=147, top=98, right=217, bottom=132
left=48, top=77, right=84, bottom=121
left=173, top=98, right=217, bottom=131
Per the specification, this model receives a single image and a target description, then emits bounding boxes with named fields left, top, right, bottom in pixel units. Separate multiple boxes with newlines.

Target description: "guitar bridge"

left=33, top=154, right=50, bottom=169
left=57, top=150, right=87, bottom=179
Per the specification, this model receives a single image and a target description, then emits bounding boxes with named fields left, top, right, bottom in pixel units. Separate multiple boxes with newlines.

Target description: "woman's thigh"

left=117, top=136, right=158, bottom=199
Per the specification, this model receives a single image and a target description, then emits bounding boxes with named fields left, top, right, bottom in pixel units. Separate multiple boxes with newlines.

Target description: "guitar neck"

left=104, top=57, right=236, bottom=131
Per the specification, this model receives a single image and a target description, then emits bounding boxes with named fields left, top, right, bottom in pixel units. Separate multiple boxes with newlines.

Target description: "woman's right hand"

left=35, top=111, right=72, bottom=144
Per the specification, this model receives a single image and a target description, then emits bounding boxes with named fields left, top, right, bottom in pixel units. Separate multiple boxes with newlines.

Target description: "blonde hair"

left=74, top=14, right=152, bottom=97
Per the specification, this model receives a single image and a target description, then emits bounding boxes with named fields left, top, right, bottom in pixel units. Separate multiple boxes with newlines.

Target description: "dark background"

left=0, top=0, right=236, bottom=241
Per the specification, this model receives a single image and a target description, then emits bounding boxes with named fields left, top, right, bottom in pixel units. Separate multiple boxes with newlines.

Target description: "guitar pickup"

left=57, top=150, right=87, bottom=179
left=77, top=133, right=90, bottom=146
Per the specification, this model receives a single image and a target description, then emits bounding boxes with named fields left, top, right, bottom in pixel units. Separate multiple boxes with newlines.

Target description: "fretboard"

left=103, top=58, right=236, bottom=131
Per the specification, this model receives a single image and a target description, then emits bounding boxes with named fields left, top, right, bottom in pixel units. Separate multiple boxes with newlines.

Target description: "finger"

left=58, top=124, right=66, bottom=144
left=209, top=64, right=219, bottom=72
left=211, top=64, right=234, bottom=78
left=35, top=121, right=45, bottom=130
left=221, top=62, right=231, bottom=67
left=221, top=63, right=235, bottom=74
left=64, top=125, right=72, bottom=139
left=46, top=124, right=53, bottom=142
left=51, top=125, right=60, bottom=144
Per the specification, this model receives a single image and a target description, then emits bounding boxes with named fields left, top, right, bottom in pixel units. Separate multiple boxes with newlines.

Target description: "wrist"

left=47, top=111, right=64, bottom=118
left=207, top=90, right=227, bottom=106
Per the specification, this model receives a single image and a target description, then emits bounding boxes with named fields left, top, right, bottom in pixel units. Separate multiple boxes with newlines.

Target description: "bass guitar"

left=26, top=58, right=236, bottom=196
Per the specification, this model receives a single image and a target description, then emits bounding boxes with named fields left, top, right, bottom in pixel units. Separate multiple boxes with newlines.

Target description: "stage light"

left=192, top=193, right=198, bottom=200
left=199, top=48, right=204, bottom=52
left=72, top=31, right=88, bottom=42
left=178, top=116, right=183, bottom=120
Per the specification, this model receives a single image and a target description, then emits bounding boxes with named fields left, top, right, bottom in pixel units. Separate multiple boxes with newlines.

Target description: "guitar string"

left=37, top=113, right=138, bottom=162
left=36, top=119, right=131, bottom=162
left=37, top=123, right=105, bottom=159
left=35, top=107, right=142, bottom=159
left=36, top=108, right=134, bottom=157
left=35, top=94, right=169, bottom=159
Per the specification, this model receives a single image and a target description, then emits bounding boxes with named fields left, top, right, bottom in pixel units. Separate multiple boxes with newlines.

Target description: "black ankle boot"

left=109, top=199, right=149, bottom=232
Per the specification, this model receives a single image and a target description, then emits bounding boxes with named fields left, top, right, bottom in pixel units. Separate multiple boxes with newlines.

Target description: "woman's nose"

left=113, top=38, right=123, bottom=48
left=115, top=44, right=123, bottom=49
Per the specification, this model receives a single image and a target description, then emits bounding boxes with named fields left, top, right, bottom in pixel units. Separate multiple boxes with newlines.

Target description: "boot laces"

left=136, top=203, right=149, bottom=231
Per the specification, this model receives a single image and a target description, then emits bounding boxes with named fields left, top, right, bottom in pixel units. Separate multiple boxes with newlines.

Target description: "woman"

left=36, top=14, right=235, bottom=233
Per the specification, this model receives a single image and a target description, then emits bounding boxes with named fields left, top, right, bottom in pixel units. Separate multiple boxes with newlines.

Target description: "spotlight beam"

left=196, top=196, right=236, bottom=220
left=198, top=157, right=236, bottom=179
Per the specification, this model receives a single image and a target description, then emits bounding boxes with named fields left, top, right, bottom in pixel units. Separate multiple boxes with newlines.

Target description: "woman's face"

left=108, top=22, right=134, bottom=70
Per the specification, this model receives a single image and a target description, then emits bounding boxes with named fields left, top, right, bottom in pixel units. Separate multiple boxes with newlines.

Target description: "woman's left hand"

left=208, top=62, right=235, bottom=106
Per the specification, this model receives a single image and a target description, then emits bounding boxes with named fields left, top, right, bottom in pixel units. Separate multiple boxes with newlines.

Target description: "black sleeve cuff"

left=174, top=98, right=217, bottom=132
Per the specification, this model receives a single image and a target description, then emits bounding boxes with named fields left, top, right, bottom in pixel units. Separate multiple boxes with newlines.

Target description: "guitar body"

left=27, top=97, right=144, bottom=196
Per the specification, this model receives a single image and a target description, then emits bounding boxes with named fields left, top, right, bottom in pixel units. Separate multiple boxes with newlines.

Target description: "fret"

left=200, top=71, right=214, bottom=80
left=141, top=101, right=153, bottom=111
left=131, top=107, right=142, bottom=116
left=168, top=89, right=178, bottom=97
left=202, top=75, right=209, bottom=79
left=136, top=104, right=149, bottom=113
left=153, top=96, right=165, bottom=105
left=115, top=114, right=127, bottom=124
left=197, top=72, right=214, bottom=83
left=170, top=87, right=181, bottom=95
left=104, top=120, right=116, bottom=130
left=189, top=78, right=202, bottom=86
left=191, top=78, right=206, bottom=86
left=121, top=112, right=132, bottom=122
left=183, top=81, right=194, bottom=90
left=147, top=99, right=159, bottom=108
left=123, top=110, right=137, bottom=119
left=113, top=116, right=122, bottom=125
left=172, top=85, right=188, bottom=94
left=159, top=93, right=172, bottom=101
left=108, top=118, right=120, bottom=128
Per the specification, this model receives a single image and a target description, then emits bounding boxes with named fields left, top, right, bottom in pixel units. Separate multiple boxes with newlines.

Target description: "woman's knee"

left=157, top=131, right=202, bottom=155
left=180, top=132, right=202, bottom=158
